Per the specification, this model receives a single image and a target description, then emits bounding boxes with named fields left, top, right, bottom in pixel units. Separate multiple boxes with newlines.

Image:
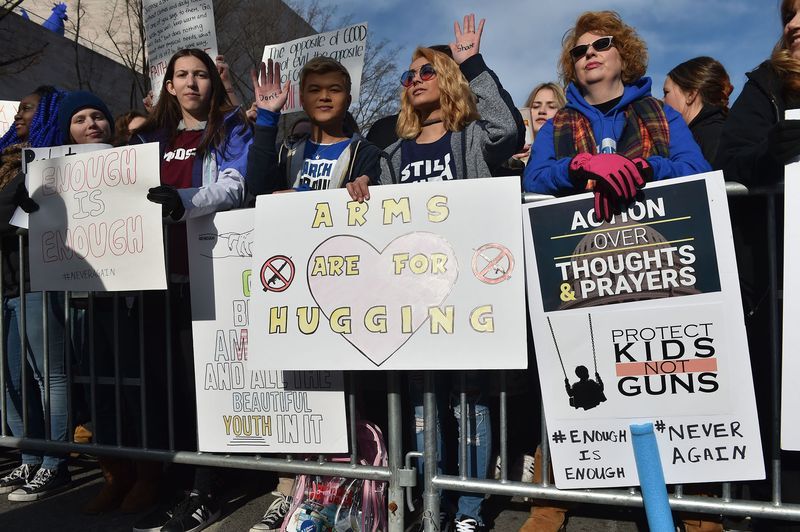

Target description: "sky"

left=333, top=0, right=781, bottom=106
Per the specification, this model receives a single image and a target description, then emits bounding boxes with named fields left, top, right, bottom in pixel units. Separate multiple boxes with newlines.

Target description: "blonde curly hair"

left=396, top=47, right=480, bottom=140
left=771, top=0, right=800, bottom=95
left=557, top=11, right=648, bottom=87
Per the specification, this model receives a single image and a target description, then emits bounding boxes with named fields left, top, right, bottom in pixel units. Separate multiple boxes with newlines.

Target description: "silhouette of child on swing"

left=565, top=365, right=606, bottom=410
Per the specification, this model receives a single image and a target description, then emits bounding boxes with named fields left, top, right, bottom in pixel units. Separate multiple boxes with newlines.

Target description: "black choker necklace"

left=422, top=119, right=443, bottom=126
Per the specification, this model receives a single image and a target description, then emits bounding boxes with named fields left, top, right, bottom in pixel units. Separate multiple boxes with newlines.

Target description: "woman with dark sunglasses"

left=522, top=10, right=709, bottom=222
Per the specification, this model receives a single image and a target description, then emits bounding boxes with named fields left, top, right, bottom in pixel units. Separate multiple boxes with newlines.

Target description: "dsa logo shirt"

left=297, top=139, right=352, bottom=190
left=399, top=132, right=455, bottom=183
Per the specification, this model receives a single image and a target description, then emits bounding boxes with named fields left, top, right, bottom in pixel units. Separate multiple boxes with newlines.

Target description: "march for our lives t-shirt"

left=297, top=139, right=352, bottom=190
left=399, top=132, right=456, bottom=183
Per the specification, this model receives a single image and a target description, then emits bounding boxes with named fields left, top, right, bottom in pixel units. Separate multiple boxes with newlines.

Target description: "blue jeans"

left=410, top=372, right=491, bottom=524
left=4, top=292, right=67, bottom=469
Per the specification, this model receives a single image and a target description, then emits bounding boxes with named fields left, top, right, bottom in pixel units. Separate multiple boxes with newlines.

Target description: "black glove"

left=147, top=185, right=185, bottom=220
left=768, top=119, right=800, bottom=164
left=13, top=182, right=39, bottom=213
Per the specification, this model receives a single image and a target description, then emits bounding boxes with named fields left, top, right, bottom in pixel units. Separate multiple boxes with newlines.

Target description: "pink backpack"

left=282, top=420, right=388, bottom=532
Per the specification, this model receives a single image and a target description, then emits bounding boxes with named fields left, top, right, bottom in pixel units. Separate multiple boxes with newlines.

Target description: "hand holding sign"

left=450, top=13, right=485, bottom=65
left=252, top=59, right=290, bottom=113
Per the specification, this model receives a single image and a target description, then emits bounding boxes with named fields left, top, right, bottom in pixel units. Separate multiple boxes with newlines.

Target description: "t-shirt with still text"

left=296, top=138, right=352, bottom=190
left=399, top=132, right=456, bottom=183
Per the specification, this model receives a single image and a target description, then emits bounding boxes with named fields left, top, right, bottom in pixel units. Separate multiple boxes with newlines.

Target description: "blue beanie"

left=57, top=91, right=114, bottom=142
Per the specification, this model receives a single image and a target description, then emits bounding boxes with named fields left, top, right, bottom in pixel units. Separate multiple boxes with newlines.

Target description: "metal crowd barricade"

left=0, top=182, right=799, bottom=532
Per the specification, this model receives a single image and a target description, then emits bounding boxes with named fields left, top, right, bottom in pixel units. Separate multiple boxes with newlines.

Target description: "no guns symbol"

left=260, top=255, right=295, bottom=292
left=472, top=243, right=514, bottom=284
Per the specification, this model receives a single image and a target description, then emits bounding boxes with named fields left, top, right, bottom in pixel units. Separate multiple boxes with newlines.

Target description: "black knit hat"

left=57, top=91, right=114, bottom=143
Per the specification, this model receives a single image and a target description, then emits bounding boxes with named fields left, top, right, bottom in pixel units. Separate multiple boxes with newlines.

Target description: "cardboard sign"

left=142, top=0, right=218, bottom=99
left=0, top=100, right=18, bottom=133
left=518, top=107, right=533, bottom=146
left=250, top=177, right=527, bottom=370
left=523, top=173, right=763, bottom=488
left=27, top=144, right=167, bottom=292
left=187, top=210, right=348, bottom=453
left=262, top=23, right=368, bottom=114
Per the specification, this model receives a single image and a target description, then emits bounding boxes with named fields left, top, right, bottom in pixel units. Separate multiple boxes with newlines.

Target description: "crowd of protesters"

left=1, top=2, right=800, bottom=531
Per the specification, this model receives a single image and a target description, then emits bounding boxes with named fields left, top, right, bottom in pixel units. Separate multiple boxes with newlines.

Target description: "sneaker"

left=454, top=516, right=485, bottom=532
left=0, top=463, right=40, bottom=494
left=132, top=504, right=175, bottom=532
left=160, top=491, right=221, bottom=532
left=521, top=453, right=535, bottom=484
left=8, top=465, right=71, bottom=501
left=250, top=491, right=291, bottom=531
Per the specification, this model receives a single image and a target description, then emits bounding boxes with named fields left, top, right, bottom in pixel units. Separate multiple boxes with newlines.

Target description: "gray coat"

left=380, top=54, right=524, bottom=184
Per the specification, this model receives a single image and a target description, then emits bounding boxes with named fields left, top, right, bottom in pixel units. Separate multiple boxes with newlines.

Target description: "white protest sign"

left=187, top=210, right=348, bottom=452
left=262, top=23, right=368, bottom=114
left=11, top=144, right=113, bottom=229
left=27, top=144, right=167, bottom=292
left=524, top=172, right=763, bottom=488
left=782, top=109, right=800, bottom=448
left=250, top=177, right=527, bottom=370
left=142, top=0, right=218, bottom=99
left=0, top=100, right=18, bottom=133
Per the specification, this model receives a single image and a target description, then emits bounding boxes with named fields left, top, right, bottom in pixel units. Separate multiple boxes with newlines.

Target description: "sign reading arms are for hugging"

left=249, top=177, right=527, bottom=371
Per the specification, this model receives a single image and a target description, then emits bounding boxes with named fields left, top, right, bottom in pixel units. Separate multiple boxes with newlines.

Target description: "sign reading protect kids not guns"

left=261, top=23, right=368, bottom=114
left=250, top=177, right=527, bottom=370
left=523, top=172, right=764, bottom=488
left=26, top=144, right=167, bottom=292
left=142, top=0, right=218, bottom=100
left=187, top=210, right=348, bottom=452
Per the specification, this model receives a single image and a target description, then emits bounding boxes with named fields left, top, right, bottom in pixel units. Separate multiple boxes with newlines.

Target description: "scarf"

left=553, top=96, right=670, bottom=159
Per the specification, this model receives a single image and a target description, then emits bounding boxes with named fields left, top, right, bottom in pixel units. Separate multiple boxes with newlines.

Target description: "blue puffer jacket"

left=523, top=77, right=710, bottom=194
left=132, top=107, right=252, bottom=220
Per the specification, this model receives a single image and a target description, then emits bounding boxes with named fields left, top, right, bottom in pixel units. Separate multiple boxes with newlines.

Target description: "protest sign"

left=27, top=144, right=167, bottom=292
left=524, top=172, right=763, bottom=488
left=12, top=143, right=113, bottom=229
left=187, top=210, right=348, bottom=452
left=782, top=133, right=800, bottom=448
left=262, top=23, right=368, bottom=114
left=250, top=177, right=527, bottom=370
left=0, top=100, right=18, bottom=133
left=142, top=0, right=218, bottom=100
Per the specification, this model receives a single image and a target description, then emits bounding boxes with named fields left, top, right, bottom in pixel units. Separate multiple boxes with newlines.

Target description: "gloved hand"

left=13, top=182, right=39, bottom=213
left=630, top=157, right=653, bottom=182
left=569, top=152, right=645, bottom=200
left=768, top=120, right=800, bottom=164
left=147, top=185, right=185, bottom=220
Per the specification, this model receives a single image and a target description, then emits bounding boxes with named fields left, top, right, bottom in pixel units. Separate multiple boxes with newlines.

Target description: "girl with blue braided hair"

left=0, top=85, right=73, bottom=502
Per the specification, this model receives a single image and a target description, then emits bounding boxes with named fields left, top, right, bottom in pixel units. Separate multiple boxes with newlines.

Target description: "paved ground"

left=0, top=449, right=786, bottom=531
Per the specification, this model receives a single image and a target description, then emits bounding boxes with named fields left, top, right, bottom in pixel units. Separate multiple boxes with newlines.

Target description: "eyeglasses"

left=569, top=36, right=614, bottom=60
left=400, top=63, right=436, bottom=87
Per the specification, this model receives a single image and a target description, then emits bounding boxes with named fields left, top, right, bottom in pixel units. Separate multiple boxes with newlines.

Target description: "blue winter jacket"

left=131, top=107, right=253, bottom=220
left=523, top=77, right=711, bottom=194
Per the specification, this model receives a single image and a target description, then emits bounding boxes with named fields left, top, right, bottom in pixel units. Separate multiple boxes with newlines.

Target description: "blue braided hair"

left=0, top=86, right=66, bottom=152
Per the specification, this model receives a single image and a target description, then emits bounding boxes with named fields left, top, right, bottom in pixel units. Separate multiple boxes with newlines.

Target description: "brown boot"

left=519, top=445, right=568, bottom=532
left=82, top=458, right=135, bottom=514
left=519, top=505, right=567, bottom=532
left=120, top=460, right=162, bottom=513
left=682, top=518, right=723, bottom=532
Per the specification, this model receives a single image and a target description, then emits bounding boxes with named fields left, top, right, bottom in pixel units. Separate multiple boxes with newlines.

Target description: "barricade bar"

left=433, top=475, right=800, bottom=520
left=0, top=437, right=392, bottom=481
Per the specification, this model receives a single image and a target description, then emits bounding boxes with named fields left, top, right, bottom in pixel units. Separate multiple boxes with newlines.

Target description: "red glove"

left=593, top=184, right=614, bottom=223
left=570, top=153, right=644, bottom=200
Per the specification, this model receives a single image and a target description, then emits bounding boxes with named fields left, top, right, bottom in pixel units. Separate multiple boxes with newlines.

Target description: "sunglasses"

left=569, top=36, right=614, bottom=60
left=400, top=63, right=436, bottom=87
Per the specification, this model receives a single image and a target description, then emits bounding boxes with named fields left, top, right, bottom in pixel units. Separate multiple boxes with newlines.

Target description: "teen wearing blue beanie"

left=56, top=91, right=114, bottom=145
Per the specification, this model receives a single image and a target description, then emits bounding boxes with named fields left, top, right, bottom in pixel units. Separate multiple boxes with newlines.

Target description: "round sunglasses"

left=569, top=36, right=614, bottom=61
left=400, top=63, right=436, bottom=87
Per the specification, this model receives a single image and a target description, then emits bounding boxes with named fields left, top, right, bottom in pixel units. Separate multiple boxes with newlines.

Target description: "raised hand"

left=216, top=55, right=231, bottom=83
left=251, top=59, right=290, bottom=113
left=450, top=13, right=485, bottom=65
